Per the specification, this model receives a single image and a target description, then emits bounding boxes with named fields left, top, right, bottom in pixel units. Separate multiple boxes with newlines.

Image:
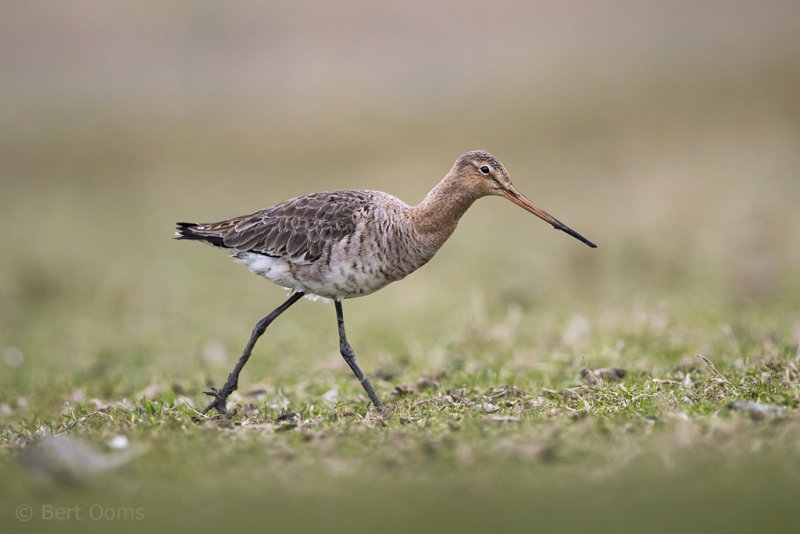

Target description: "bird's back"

left=176, top=189, right=434, bottom=299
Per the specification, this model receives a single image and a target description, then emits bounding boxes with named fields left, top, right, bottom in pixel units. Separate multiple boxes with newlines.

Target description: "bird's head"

left=453, top=150, right=597, bottom=248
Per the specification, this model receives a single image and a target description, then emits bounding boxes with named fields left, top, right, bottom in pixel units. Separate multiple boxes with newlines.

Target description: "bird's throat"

left=410, top=176, right=478, bottom=249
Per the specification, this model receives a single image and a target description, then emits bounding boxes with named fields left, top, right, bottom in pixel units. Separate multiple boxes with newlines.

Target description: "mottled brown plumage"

left=178, top=190, right=372, bottom=263
left=176, top=150, right=596, bottom=415
left=176, top=150, right=595, bottom=300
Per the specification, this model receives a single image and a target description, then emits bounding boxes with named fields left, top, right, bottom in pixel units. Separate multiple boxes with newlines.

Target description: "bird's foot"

left=200, top=386, right=232, bottom=417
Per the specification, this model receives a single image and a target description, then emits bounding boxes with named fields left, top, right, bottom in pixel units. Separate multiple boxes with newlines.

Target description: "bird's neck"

left=410, top=174, right=478, bottom=249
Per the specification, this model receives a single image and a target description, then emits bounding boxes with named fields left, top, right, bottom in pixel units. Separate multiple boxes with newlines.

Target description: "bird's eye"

left=480, top=166, right=490, bottom=174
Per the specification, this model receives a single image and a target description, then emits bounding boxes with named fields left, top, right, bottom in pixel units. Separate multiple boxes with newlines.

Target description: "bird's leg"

left=201, top=292, right=305, bottom=416
left=334, top=300, right=384, bottom=408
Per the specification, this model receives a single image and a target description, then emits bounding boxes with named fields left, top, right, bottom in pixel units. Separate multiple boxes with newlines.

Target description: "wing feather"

left=176, top=190, right=374, bottom=263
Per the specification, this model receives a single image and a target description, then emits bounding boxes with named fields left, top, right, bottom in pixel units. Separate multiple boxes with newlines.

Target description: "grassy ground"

left=2, top=3, right=800, bottom=533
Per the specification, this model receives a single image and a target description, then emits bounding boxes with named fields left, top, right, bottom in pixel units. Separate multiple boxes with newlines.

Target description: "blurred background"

left=2, top=2, right=800, bottom=532
left=2, top=0, right=799, bottom=406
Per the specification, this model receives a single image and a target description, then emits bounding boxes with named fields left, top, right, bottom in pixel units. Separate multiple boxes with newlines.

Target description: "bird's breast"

left=234, top=196, right=442, bottom=300
left=303, top=211, right=432, bottom=298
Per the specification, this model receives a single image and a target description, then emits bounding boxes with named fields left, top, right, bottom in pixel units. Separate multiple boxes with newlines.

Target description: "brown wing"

left=176, top=190, right=373, bottom=263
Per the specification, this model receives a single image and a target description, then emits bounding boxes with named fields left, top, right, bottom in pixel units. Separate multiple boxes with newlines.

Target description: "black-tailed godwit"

left=176, top=150, right=596, bottom=415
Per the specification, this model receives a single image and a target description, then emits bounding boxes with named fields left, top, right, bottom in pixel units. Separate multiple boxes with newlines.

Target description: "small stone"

left=595, top=367, right=627, bottom=381
left=107, top=435, right=129, bottom=450
left=580, top=368, right=600, bottom=386
left=277, top=412, right=302, bottom=423
left=727, top=400, right=785, bottom=418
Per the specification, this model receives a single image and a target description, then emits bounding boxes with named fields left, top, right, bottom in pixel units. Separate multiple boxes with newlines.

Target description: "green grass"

left=2, top=6, right=800, bottom=531
left=2, top=341, right=800, bottom=533
left=2, top=273, right=799, bottom=533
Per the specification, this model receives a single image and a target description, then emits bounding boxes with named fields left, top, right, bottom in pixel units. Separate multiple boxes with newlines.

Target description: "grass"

left=2, top=277, right=799, bottom=533
left=2, top=5, right=800, bottom=531
left=3, top=353, right=800, bottom=533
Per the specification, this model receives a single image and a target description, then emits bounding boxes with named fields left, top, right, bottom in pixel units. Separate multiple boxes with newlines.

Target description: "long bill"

left=502, top=184, right=597, bottom=248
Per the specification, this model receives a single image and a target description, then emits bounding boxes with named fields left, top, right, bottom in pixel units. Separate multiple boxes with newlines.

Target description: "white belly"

left=233, top=251, right=399, bottom=300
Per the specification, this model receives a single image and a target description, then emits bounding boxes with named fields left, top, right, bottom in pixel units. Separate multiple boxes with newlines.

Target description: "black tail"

left=175, top=222, right=200, bottom=240
left=174, top=222, right=226, bottom=247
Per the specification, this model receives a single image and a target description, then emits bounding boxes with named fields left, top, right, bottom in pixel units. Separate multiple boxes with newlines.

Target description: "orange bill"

left=502, top=184, right=597, bottom=248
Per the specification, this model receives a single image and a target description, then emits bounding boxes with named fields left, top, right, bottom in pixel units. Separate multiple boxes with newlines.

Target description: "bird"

left=176, top=150, right=596, bottom=416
